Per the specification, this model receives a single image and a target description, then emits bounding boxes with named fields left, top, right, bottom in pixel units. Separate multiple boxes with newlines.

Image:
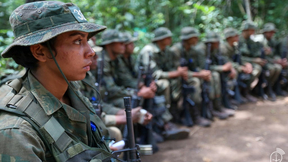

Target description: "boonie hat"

left=224, top=28, right=239, bottom=39
left=100, top=29, right=126, bottom=46
left=123, top=32, right=138, bottom=44
left=152, top=27, right=172, bottom=42
left=203, top=32, right=220, bottom=43
left=1, top=1, right=106, bottom=58
left=180, top=27, right=199, bottom=40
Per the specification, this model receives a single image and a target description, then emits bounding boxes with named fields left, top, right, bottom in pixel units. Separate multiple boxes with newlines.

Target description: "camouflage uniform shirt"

left=98, top=50, right=134, bottom=102
left=0, top=71, right=110, bottom=161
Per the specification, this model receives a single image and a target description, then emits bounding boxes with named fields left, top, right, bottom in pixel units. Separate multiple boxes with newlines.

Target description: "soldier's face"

left=227, top=35, right=239, bottom=44
left=44, top=31, right=95, bottom=81
left=186, top=37, right=198, bottom=46
left=211, top=42, right=219, bottom=50
left=246, top=29, right=255, bottom=36
left=111, top=42, right=125, bottom=54
left=163, top=37, right=172, bottom=46
left=264, top=31, right=275, bottom=40
left=125, top=42, right=134, bottom=55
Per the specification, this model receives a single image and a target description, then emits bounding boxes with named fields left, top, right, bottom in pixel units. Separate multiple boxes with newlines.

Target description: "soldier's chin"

left=68, top=74, right=86, bottom=82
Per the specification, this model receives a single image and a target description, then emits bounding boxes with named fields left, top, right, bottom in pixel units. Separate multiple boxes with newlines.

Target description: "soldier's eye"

left=75, top=39, right=82, bottom=45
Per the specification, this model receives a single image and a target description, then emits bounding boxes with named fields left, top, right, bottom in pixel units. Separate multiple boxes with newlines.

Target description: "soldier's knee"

left=275, top=64, right=282, bottom=72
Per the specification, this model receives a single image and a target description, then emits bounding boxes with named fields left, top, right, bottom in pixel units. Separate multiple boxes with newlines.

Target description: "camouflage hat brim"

left=152, top=33, right=172, bottom=42
left=125, top=37, right=138, bottom=44
left=100, top=37, right=127, bottom=46
left=1, top=22, right=106, bottom=58
left=203, top=38, right=219, bottom=43
left=261, top=28, right=277, bottom=33
left=180, top=33, right=199, bottom=40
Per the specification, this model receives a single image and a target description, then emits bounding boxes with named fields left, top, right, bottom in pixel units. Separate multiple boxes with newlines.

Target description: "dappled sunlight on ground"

left=141, top=98, right=288, bottom=162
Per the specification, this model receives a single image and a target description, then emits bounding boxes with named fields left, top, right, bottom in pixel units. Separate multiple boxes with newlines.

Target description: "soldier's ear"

left=30, top=44, right=47, bottom=62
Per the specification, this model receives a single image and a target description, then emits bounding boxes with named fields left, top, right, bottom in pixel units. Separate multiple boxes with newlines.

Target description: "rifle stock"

left=201, top=43, right=212, bottom=119
left=216, top=48, right=235, bottom=109
left=179, top=44, right=195, bottom=127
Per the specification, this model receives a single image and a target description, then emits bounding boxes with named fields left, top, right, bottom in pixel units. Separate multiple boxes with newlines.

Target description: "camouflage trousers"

left=248, top=64, right=262, bottom=88
left=169, top=72, right=221, bottom=105
left=266, top=63, right=282, bottom=86
left=109, top=86, right=173, bottom=123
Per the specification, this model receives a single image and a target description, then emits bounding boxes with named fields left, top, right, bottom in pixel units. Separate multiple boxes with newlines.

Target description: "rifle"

left=216, top=48, right=235, bottom=109
left=179, top=47, right=195, bottom=127
left=111, top=97, right=141, bottom=162
left=200, top=43, right=213, bottom=120
left=257, top=46, right=269, bottom=100
left=140, top=52, right=158, bottom=152
left=122, top=65, right=143, bottom=139
left=279, top=43, right=288, bottom=85
left=232, top=42, right=251, bottom=103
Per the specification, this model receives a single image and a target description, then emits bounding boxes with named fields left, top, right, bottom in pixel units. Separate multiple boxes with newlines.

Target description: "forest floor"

left=141, top=96, right=288, bottom=162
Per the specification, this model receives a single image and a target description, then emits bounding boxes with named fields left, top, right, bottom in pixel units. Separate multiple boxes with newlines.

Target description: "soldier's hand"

left=253, top=58, right=267, bottom=66
left=177, top=66, right=188, bottom=80
left=199, top=70, right=211, bottom=81
left=109, top=146, right=119, bottom=151
left=131, top=107, right=141, bottom=123
left=281, top=58, right=288, bottom=68
left=142, top=112, right=153, bottom=125
left=264, top=47, right=272, bottom=55
left=244, top=63, right=253, bottom=74
left=149, top=81, right=157, bottom=92
left=137, top=86, right=155, bottom=98
left=229, top=68, right=237, bottom=79
left=222, top=62, right=232, bottom=71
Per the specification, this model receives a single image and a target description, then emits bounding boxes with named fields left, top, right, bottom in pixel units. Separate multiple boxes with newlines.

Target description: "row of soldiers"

left=79, top=20, right=288, bottom=153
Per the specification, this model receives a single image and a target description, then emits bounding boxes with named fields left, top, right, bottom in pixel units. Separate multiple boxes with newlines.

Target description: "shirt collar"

left=24, top=71, right=95, bottom=115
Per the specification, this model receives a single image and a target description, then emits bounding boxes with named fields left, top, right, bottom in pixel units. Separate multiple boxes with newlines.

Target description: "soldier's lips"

left=84, top=66, right=90, bottom=71
left=84, top=62, right=92, bottom=71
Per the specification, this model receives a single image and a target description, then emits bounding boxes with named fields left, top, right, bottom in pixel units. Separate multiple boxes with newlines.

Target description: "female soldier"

left=0, top=1, right=114, bottom=161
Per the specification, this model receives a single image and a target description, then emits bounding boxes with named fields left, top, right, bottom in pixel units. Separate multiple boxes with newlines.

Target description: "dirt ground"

left=141, top=97, right=288, bottom=162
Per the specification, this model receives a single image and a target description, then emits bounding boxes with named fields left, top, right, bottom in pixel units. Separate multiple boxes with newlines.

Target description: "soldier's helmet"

left=262, top=23, right=277, bottom=33
left=224, top=28, right=239, bottom=39
left=1, top=1, right=106, bottom=58
left=152, top=27, right=172, bottom=42
left=180, top=27, right=199, bottom=40
left=123, top=32, right=138, bottom=44
left=241, top=21, right=257, bottom=31
left=100, top=29, right=126, bottom=46
left=203, top=32, right=220, bottom=43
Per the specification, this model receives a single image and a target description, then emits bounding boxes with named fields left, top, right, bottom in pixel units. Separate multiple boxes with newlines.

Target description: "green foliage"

left=1, top=0, right=288, bottom=77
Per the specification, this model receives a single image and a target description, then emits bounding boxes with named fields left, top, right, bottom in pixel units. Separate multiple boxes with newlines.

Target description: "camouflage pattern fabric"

left=0, top=71, right=111, bottom=161
left=79, top=71, right=123, bottom=126
left=196, top=43, right=225, bottom=99
left=2, top=1, right=106, bottom=58
left=117, top=54, right=172, bottom=122
left=220, top=42, right=244, bottom=72
left=239, top=35, right=281, bottom=85
left=170, top=42, right=204, bottom=104
left=116, top=55, right=139, bottom=88
left=98, top=50, right=134, bottom=108
left=136, top=43, right=181, bottom=101
left=220, top=41, right=261, bottom=87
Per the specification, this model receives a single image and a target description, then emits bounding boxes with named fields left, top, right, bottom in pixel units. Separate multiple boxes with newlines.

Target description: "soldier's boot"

left=267, top=84, right=276, bottom=101
left=242, top=88, right=258, bottom=103
left=162, top=122, right=190, bottom=140
left=191, top=105, right=211, bottom=127
left=211, top=99, right=231, bottom=119
left=274, top=79, right=288, bottom=96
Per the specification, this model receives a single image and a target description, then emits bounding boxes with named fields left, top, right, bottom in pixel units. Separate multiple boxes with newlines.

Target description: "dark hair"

left=11, top=37, right=57, bottom=70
